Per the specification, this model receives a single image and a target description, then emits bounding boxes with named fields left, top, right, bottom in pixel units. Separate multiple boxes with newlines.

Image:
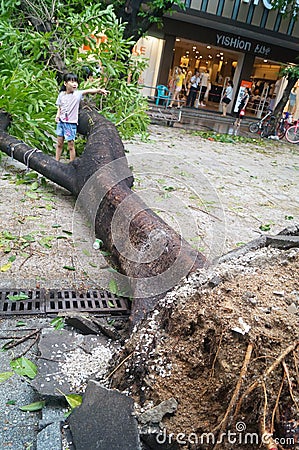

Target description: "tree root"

left=212, top=342, right=254, bottom=448
left=212, top=342, right=299, bottom=449
left=233, top=341, right=299, bottom=421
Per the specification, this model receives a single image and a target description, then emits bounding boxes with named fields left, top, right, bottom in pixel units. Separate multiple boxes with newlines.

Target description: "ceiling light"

left=207, top=45, right=211, bottom=49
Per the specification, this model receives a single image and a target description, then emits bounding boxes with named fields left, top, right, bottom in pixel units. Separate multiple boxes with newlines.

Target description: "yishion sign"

left=216, top=33, right=272, bottom=56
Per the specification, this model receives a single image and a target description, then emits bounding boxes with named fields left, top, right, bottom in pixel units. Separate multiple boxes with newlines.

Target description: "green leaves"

left=50, top=317, right=65, bottom=330
left=56, top=389, right=82, bottom=417
left=192, top=131, right=263, bottom=145
left=7, top=292, right=29, bottom=301
left=63, top=265, right=76, bottom=271
left=10, top=357, right=38, bottom=379
left=272, top=0, right=299, bottom=19
left=19, top=401, right=45, bottom=412
left=259, top=223, right=271, bottom=231
left=109, top=279, right=119, bottom=295
left=0, top=371, right=14, bottom=383
left=64, top=394, right=82, bottom=409
left=0, top=1, right=150, bottom=145
left=0, top=261, right=12, bottom=272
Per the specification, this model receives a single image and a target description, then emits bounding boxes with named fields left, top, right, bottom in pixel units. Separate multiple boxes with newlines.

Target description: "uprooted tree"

left=0, top=0, right=204, bottom=323
left=0, top=108, right=206, bottom=324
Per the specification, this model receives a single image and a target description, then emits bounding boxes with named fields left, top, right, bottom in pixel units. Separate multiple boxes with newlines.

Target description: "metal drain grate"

left=46, top=289, right=129, bottom=314
left=0, top=289, right=130, bottom=316
left=0, top=289, right=45, bottom=315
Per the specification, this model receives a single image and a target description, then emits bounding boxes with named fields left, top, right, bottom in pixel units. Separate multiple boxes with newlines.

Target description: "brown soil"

left=112, top=245, right=299, bottom=449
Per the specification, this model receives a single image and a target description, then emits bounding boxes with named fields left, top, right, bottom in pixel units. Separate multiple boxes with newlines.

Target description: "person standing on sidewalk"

left=221, top=80, right=234, bottom=116
left=169, top=67, right=185, bottom=108
left=186, top=70, right=201, bottom=108
left=234, top=87, right=250, bottom=127
left=199, top=70, right=210, bottom=106
left=55, top=73, right=109, bottom=162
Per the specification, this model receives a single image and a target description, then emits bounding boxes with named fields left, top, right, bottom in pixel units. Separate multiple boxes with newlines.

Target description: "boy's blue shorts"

left=56, top=121, right=77, bottom=141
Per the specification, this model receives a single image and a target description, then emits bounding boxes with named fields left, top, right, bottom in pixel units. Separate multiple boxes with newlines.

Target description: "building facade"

left=138, top=0, right=299, bottom=115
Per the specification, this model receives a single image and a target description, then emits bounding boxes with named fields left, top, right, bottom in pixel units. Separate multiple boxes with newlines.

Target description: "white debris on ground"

left=157, top=245, right=299, bottom=306
left=58, top=344, right=113, bottom=392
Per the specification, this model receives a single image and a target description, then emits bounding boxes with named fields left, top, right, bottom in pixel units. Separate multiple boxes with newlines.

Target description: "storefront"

left=139, top=0, right=299, bottom=114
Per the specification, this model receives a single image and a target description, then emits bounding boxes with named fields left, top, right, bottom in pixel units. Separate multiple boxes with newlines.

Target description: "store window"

left=247, top=57, right=282, bottom=115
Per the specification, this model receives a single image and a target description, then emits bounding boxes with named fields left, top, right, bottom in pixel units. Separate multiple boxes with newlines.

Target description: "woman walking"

left=221, top=80, right=234, bottom=116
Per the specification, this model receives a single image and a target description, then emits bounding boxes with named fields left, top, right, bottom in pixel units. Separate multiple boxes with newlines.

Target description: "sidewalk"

left=148, top=101, right=257, bottom=136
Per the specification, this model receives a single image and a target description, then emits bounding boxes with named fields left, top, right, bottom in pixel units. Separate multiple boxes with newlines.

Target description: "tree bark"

left=0, top=107, right=206, bottom=324
left=273, top=76, right=297, bottom=118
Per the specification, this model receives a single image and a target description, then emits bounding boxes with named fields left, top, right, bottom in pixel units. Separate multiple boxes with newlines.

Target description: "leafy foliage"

left=0, top=371, right=14, bottom=383
left=10, top=356, right=38, bottom=379
left=191, top=130, right=265, bottom=144
left=7, top=292, right=29, bottom=301
left=0, top=1, right=150, bottom=152
left=50, top=317, right=65, bottom=330
left=19, top=401, right=46, bottom=412
left=56, top=389, right=82, bottom=417
left=273, top=65, right=299, bottom=117
left=271, top=0, right=299, bottom=18
left=114, top=0, right=185, bottom=41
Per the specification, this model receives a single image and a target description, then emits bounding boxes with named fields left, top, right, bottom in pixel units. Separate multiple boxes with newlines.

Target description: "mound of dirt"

left=112, top=238, right=299, bottom=449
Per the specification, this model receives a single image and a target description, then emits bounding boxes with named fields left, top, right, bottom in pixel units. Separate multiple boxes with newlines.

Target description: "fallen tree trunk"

left=0, top=108, right=206, bottom=323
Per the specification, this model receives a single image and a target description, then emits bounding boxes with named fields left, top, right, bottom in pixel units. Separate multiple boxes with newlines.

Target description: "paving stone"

left=31, top=328, right=109, bottom=397
left=69, top=380, right=141, bottom=450
left=30, top=328, right=84, bottom=397
left=37, top=422, right=62, bottom=450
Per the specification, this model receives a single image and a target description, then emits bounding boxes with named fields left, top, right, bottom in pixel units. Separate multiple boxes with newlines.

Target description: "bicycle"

left=275, top=112, right=293, bottom=139
left=249, top=110, right=292, bottom=139
left=285, top=120, right=299, bottom=144
left=248, top=109, right=275, bottom=137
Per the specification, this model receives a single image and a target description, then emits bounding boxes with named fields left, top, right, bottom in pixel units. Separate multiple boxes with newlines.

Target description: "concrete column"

left=238, top=53, right=255, bottom=83
left=157, top=35, right=176, bottom=86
